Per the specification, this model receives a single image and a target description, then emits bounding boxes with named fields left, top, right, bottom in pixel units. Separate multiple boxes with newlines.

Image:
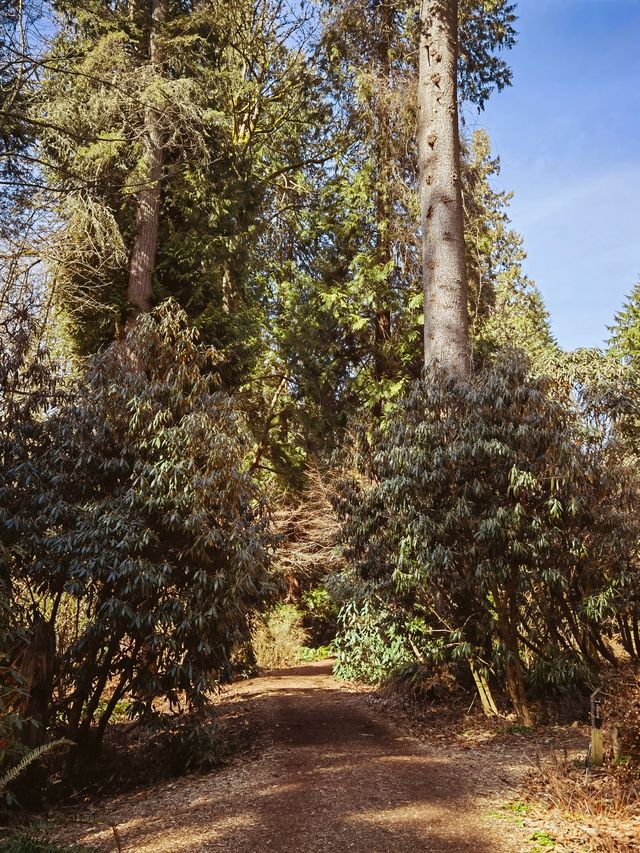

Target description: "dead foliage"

left=530, top=748, right=640, bottom=852
left=606, top=666, right=640, bottom=762
left=273, top=466, right=343, bottom=597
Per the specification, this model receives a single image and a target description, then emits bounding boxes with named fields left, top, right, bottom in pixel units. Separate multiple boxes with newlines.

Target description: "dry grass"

left=522, top=665, right=640, bottom=851
left=532, top=749, right=640, bottom=852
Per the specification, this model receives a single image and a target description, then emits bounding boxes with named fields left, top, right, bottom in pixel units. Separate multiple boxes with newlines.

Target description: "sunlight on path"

left=53, top=661, right=524, bottom=853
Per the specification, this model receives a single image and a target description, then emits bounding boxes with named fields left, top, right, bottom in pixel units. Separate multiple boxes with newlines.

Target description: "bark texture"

left=418, top=0, right=471, bottom=375
left=127, top=0, right=168, bottom=315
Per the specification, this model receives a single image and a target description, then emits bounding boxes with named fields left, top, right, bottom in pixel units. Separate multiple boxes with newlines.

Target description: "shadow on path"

left=63, top=660, right=503, bottom=853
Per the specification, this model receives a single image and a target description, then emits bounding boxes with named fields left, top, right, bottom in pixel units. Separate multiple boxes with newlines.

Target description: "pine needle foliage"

left=609, top=283, right=640, bottom=371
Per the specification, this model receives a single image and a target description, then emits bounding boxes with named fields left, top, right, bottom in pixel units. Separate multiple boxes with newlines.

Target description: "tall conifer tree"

left=418, top=0, right=470, bottom=374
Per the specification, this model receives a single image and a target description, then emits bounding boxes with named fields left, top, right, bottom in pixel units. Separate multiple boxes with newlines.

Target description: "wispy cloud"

left=514, top=166, right=640, bottom=230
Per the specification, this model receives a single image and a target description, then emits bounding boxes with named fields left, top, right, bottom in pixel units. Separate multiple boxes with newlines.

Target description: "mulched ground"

left=35, top=662, right=534, bottom=852
left=25, top=660, right=640, bottom=853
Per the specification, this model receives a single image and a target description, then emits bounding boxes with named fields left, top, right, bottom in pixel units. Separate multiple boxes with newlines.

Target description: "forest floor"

left=40, top=660, right=637, bottom=853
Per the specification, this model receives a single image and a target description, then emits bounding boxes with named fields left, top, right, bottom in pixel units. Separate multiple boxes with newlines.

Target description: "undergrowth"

left=533, top=750, right=640, bottom=852
left=298, top=644, right=334, bottom=662
left=0, top=833, right=96, bottom=853
left=251, top=604, right=309, bottom=669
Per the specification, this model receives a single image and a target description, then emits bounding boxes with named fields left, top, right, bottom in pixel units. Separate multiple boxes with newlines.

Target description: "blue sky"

left=466, top=0, right=640, bottom=351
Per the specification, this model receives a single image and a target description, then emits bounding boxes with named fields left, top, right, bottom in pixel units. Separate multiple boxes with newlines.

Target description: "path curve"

left=52, top=660, right=526, bottom=853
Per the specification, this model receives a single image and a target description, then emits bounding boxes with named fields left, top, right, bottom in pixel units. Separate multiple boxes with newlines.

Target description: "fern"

left=0, top=738, right=73, bottom=793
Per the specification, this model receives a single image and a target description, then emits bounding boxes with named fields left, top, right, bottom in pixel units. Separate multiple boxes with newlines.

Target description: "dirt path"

left=51, top=661, right=536, bottom=853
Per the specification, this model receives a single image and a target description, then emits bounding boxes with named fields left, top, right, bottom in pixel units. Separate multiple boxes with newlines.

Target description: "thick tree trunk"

left=13, top=618, right=56, bottom=805
left=19, top=618, right=55, bottom=747
left=417, top=0, right=470, bottom=375
left=127, top=0, right=168, bottom=315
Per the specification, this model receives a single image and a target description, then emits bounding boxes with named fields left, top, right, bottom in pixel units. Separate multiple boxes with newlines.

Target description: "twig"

left=111, top=823, right=123, bottom=853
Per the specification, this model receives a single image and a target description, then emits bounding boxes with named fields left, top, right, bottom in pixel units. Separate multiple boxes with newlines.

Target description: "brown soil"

left=44, top=660, right=580, bottom=853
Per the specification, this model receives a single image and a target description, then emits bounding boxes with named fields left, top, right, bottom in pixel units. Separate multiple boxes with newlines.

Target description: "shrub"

left=298, top=644, right=334, bottom=662
left=333, top=596, right=447, bottom=685
left=0, top=265, right=59, bottom=784
left=334, top=353, right=640, bottom=720
left=3, top=302, right=272, bottom=755
left=333, top=598, right=414, bottom=684
left=251, top=604, right=309, bottom=669
left=301, top=584, right=339, bottom=646
left=159, top=712, right=222, bottom=775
